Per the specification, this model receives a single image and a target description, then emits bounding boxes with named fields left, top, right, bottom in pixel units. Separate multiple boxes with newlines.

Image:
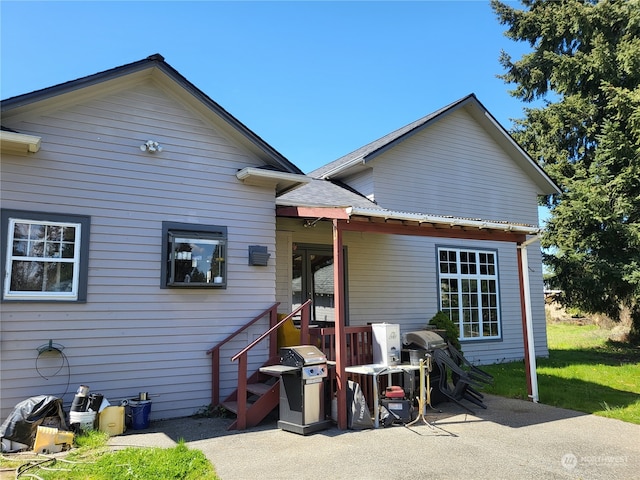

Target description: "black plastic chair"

left=432, top=348, right=487, bottom=413
left=446, top=341, right=494, bottom=386
left=443, top=344, right=493, bottom=405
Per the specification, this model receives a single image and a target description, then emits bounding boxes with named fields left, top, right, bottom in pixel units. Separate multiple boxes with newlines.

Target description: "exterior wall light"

left=140, top=140, right=163, bottom=153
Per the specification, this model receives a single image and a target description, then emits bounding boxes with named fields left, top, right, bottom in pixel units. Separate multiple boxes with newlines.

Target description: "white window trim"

left=4, top=218, right=82, bottom=301
left=438, top=246, right=502, bottom=341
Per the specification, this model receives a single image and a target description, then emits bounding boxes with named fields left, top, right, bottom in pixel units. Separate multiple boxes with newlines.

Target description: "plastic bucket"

left=129, top=400, right=151, bottom=430
left=69, top=411, right=96, bottom=431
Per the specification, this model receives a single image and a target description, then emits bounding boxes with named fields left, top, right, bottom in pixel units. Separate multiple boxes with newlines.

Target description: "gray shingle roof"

left=277, top=178, right=383, bottom=210
left=309, top=94, right=475, bottom=178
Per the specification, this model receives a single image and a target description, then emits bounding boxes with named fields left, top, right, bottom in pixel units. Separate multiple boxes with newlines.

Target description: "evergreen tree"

left=491, top=0, right=640, bottom=342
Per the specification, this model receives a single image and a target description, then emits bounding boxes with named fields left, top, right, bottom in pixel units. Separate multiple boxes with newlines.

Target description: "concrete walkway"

left=108, top=395, right=640, bottom=480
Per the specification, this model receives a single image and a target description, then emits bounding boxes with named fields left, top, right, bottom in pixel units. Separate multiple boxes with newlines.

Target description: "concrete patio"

left=108, top=394, right=640, bottom=479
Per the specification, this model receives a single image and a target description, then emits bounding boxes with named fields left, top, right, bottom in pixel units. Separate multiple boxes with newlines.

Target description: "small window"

left=161, top=222, right=227, bottom=288
left=1, top=210, right=90, bottom=302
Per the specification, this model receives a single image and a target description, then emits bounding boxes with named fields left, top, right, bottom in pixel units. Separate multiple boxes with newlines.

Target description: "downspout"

left=517, top=234, right=540, bottom=403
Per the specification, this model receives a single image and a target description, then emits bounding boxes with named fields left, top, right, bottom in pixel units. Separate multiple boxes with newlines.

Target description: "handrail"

left=227, top=299, right=311, bottom=430
left=207, top=302, right=280, bottom=408
left=206, top=299, right=312, bottom=429
left=206, top=302, right=280, bottom=356
left=231, top=299, right=312, bottom=362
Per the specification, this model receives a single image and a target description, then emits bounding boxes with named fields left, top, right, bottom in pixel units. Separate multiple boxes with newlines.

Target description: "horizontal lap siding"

left=371, top=109, right=540, bottom=226
left=343, top=169, right=374, bottom=201
left=346, top=234, right=529, bottom=364
left=345, top=233, right=437, bottom=332
left=1, top=81, right=277, bottom=420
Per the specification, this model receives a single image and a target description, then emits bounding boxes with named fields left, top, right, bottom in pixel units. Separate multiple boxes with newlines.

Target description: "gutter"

left=347, top=206, right=541, bottom=234
left=318, top=157, right=365, bottom=179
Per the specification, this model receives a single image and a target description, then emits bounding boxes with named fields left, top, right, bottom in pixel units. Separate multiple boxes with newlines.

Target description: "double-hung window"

left=438, top=247, right=501, bottom=340
left=1, top=210, right=90, bottom=301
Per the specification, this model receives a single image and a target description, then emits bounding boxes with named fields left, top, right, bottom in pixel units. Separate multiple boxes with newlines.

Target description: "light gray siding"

left=343, top=107, right=547, bottom=361
left=1, top=80, right=279, bottom=421
left=370, top=108, right=540, bottom=225
left=276, top=218, right=547, bottom=364
left=342, top=169, right=375, bottom=202
left=275, top=230, right=293, bottom=313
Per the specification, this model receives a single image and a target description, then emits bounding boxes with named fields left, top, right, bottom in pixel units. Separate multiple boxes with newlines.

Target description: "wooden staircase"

left=220, top=356, right=281, bottom=430
left=207, top=301, right=375, bottom=430
left=207, top=300, right=312, bottom=430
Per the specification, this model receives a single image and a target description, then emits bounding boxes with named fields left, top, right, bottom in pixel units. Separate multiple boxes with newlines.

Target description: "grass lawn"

left=0, top=432, right=219, bottom=480
left=482, top=322, right=640, bottom=424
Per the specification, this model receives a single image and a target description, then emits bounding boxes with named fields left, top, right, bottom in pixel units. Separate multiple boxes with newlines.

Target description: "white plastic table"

left=345, top=363, right=420, bottom=428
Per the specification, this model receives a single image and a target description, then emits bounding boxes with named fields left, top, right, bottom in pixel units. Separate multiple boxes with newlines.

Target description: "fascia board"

left=0, top=130, right=42, bottom=153
left=236, top=167, right=310, bottom=194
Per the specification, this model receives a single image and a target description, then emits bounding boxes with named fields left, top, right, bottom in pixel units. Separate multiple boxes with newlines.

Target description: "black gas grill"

left=277, top=345, right=332, bottom=435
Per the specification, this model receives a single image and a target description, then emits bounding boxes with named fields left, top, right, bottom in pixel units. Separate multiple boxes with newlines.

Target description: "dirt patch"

left=545, top=302, right=631, bottom=342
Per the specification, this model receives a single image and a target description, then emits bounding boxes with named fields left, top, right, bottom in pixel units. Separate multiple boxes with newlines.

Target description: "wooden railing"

left=309, top=325, right=374, bottom=405
left=206, top=300, right=312, bottom=428
left=206, top=302, right=279, bottom=407
left=207, top=307, right=377, bottom=428
left=309, top=325, right=373, bottom=365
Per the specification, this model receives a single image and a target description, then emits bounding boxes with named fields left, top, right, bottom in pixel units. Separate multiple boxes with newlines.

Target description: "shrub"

left=428, top=311, right=462, bottom=353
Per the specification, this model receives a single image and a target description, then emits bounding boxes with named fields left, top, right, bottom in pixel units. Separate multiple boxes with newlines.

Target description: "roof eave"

left=236, top=167, right=310, bottom=194
left=318, top=157, right=366, bottom=179
left=0, top=130, right=41, bottom=153
left=1, top=54, right=304, bottom=175
left=347, top=207, right=541, bottom=235
left=277, top=201, right=541, bottom=236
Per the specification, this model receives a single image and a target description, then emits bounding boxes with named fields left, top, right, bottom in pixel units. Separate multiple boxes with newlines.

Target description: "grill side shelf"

left=259, top=365, right=299, bottom=376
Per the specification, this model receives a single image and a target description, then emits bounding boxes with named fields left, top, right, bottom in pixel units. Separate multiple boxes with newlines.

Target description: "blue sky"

left=1, top=0, right=533, bottom=174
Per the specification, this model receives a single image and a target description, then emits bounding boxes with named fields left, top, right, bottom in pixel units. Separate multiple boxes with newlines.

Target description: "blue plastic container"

left=129, top=400, right=152, bottom=429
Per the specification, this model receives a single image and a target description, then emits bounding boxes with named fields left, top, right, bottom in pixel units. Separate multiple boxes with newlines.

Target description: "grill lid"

left=402, top=330, right=447, bottom=350
left=280, top=345, right=326, bottom=367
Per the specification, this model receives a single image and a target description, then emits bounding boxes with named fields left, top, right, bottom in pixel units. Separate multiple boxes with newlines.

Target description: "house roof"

left=277, top=181, right=541, bottom=236
left=279, top=94, right=553, bottom=237
left=1, top=54, right=304, bottom=176
left=309, top=94, right=561, bottom=196
left=277, top=178, right=382, bottom=210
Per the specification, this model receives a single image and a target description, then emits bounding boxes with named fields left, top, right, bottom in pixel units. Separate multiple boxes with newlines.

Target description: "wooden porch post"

left=333, top=219, right=348, bottom=429
left=516, top=247, right=533, bottom=399
left=517, top=237, right=540, bottom=402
